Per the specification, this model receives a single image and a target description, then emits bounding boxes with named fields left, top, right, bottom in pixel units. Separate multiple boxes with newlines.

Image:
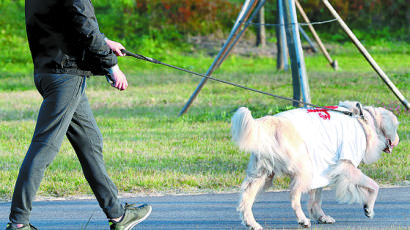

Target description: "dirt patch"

left=188, top=35, right=277, bottom=57
left=187, top=35, right=318, bottom=58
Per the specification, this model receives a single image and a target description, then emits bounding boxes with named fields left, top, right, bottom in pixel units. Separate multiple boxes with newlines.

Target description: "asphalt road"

left=1, top=187, right=409, bottom=229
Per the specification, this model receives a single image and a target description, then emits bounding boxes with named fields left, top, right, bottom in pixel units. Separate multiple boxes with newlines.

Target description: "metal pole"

left=299, top=25, right=317, bottom=52
left=283, top=0, right=311, bottom=107
left=295, top=0, right=337, bottom=70
left=276, top=0, right=289, bottom=70
left=179, top=0, right=259, bottom=116
left=322, top=0, right=409, bottom=110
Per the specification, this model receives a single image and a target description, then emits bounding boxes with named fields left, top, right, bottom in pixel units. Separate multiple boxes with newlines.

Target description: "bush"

left=228, top=0, right=408, bottom=42
left=292, top=0, right=409, bottom=41
left=95, top=0, right=241, bottom=45
left=0, top=0, right=407, bottom=56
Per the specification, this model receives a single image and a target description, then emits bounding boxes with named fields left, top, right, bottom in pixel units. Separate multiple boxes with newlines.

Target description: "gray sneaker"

left=109, top=203, right=152, bottom=230
left=5, top=223, right=38, bottom=230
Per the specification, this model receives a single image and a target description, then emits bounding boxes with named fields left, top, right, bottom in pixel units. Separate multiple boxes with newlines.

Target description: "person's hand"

left=105, top=38, right=126, bottom=56
left=108, top=65, right=128, bottom=91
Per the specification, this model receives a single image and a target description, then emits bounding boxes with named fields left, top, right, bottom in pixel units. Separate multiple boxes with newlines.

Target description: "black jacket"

left=25, top=0, right=117, bottom=76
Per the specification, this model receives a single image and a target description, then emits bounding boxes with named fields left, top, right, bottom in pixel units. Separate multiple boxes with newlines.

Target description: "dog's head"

left=368, top=107, right=400, bottom=153
left=362, top=106, right=400, bottom=163
left=339, top=101, right=400, bottom=163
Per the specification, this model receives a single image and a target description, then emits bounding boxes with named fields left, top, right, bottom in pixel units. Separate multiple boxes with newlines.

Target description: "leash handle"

left=121, top=49, right=161, bottom=64
left=105, top=74, right=114, bottom=84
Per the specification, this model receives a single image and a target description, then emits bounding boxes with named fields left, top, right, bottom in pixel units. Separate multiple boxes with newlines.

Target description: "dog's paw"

left=247, top=223, right=263, bottom=230
left=298, top=218, right=311, bottom=228
left=364, top=205, right=374, bottom=219
left=317, top=215, right=335, bottom=224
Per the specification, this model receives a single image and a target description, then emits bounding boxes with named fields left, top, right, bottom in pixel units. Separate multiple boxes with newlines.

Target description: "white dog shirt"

left=275, top=106, right=367, bottom=189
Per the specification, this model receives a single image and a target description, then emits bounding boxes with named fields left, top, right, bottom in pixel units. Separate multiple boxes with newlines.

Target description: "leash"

left=118, top=49, right=360, bottom=118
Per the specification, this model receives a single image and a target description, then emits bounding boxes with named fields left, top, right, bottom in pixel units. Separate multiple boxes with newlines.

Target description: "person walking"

left=6, top=0, right=151, bottom=229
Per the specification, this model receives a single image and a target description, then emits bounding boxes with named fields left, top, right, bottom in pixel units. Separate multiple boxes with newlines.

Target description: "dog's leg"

left=331, top=162, right=379, bottom=218
left=351, top=171, right=379, bottom=219
left=307, top=189, right=317, bottom=218
left=308, top=188, right=335, bottom=224
left=238, top=175, right=266, bottom=230
left=290, top=176, right=311, bottom=228
left=263, top=172, right=275, bottom=190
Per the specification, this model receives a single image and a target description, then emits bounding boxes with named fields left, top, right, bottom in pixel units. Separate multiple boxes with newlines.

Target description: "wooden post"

left=322, top=0, right=409, bottom=110
left=256, top=6, right=266, bottom=47
left=178, top=0, right=259, bottom=116
left=283, top=0, right=311, bottom=107
left=295, top=0, right=337, bottom=70
left=276, top=0, right=289, bottom=70
left=216, top=0, right=266, bottom=68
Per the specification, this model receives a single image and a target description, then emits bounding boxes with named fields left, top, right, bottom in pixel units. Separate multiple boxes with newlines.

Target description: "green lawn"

left=0, top=43, right=409, bottom=200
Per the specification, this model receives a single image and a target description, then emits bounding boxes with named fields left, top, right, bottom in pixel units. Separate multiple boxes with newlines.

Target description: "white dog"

left=231, top=101, right=400, bottom=229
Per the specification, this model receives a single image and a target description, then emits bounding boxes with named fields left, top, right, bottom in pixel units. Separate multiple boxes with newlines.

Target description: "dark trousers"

left=9, top=73, right=124, bottom=224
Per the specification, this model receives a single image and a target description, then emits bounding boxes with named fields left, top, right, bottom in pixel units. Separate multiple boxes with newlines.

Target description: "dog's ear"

left=338, top=101, right=361, bottom=114
left=355, top=102, right=364, bottom=117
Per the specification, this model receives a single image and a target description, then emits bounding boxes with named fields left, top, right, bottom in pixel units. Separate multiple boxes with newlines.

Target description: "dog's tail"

left=231, top=107, right=258, bottom=152
left=329, top=161, right=369, bottom=204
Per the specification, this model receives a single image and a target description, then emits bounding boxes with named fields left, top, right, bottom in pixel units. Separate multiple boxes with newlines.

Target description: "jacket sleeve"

left=65, top=0, right=117, bottom=75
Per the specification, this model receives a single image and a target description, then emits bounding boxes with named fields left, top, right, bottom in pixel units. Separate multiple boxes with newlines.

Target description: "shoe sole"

left=125, top=205, right=152, bottom=230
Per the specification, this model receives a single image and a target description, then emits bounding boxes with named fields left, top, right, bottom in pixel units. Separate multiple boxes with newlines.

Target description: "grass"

left=0, top=42, right=409, bottom=200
